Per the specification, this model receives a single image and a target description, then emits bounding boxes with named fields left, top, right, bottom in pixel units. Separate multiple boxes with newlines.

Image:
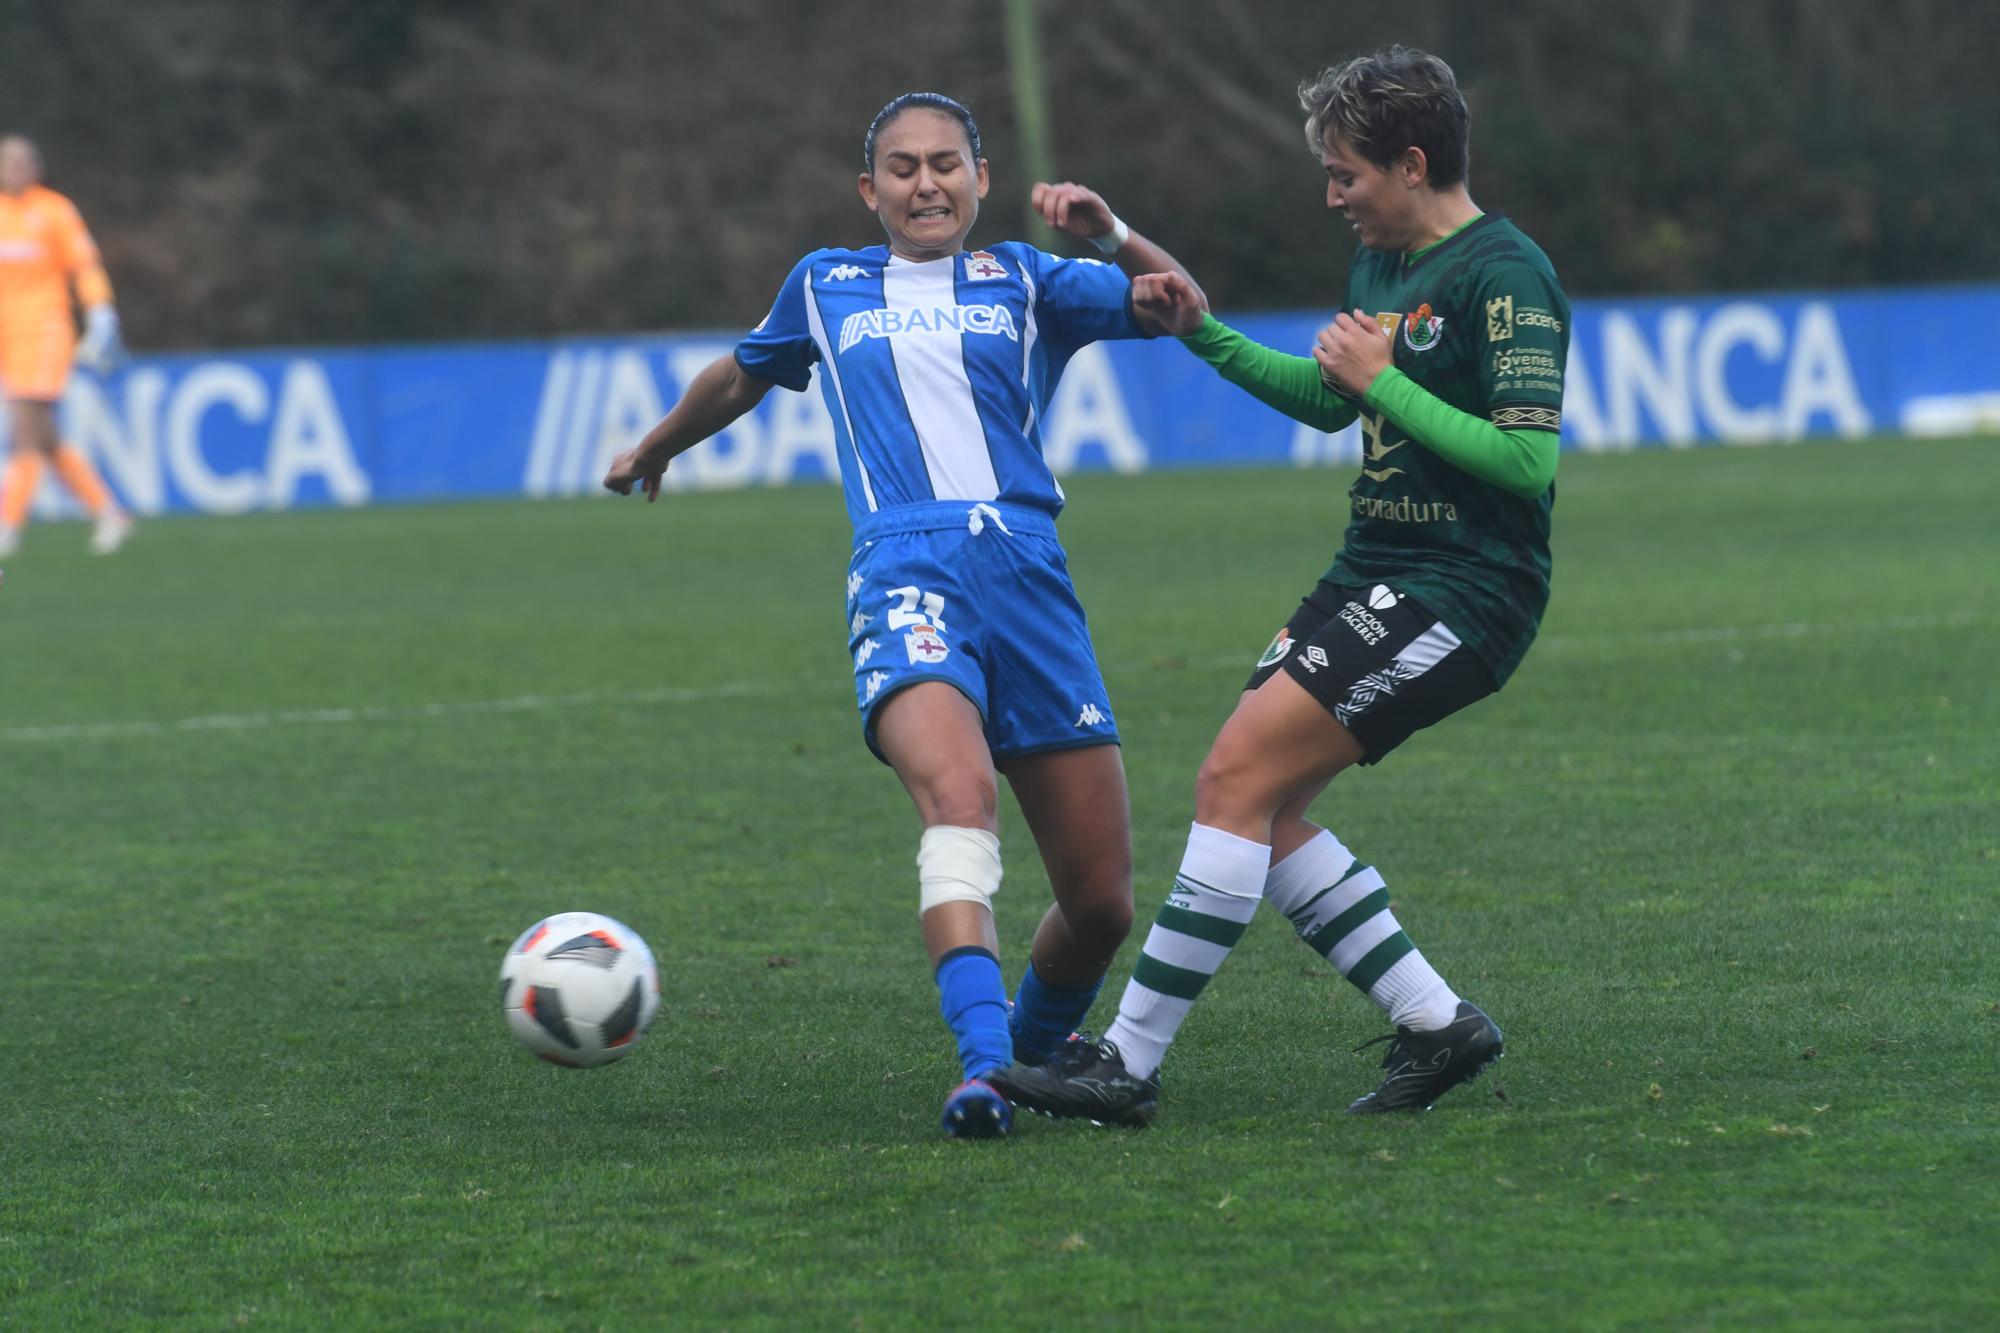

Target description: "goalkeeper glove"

left=77, top=305, right=125, bottom=372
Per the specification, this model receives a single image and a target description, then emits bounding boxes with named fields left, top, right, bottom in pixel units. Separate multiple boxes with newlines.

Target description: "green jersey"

left=1334, top=212, right=1569, bottom=683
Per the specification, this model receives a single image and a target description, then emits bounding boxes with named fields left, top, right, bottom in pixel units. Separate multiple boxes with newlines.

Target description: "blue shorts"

left=845, top=500, right=1119, bottom=764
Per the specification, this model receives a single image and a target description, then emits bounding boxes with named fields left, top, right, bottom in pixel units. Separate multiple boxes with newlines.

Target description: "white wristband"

left=1089, top=213, right=1130, bottom=255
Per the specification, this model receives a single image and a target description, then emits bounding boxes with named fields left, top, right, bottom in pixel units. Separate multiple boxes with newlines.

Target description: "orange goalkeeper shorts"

left=0, top=308, right=76, bottom=401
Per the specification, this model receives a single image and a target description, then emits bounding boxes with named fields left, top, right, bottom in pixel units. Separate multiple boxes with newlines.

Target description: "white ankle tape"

left=917, top=825, right=1002, bottom=915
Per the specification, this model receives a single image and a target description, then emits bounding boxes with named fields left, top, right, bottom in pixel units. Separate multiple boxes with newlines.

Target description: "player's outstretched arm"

left=603, top=352, right=774, bottom=502
left=1172, top=311, right=1359, bottom=434
left=1030, top=181, right=1207, bottom=333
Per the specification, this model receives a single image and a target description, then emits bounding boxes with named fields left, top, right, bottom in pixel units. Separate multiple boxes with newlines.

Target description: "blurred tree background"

left=3, top=0, right=1994, bottom=349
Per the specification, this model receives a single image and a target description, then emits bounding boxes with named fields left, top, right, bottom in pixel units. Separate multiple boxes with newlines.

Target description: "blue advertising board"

left=11, top=283, right=1998, bottom=518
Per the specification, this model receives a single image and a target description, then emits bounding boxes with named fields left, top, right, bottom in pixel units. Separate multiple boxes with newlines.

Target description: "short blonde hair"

left=1298, top=46, right=1469, bottom=187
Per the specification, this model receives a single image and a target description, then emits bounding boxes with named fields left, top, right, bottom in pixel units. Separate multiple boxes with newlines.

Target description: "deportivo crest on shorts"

left=1257, top=627, right=1293, bottom=669
left=965, top=251, right=1008, bottom=281
left=905, top=624, right=949, bottom=665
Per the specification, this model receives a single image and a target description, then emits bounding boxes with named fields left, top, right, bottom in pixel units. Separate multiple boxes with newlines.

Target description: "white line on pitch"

left=1176, top=609, right=1995, bottom=673
left=0, top=682, right=778, bottom=744
left=4, top=610, right=1991, bottom=745
left=1537, top=608, right=1994, bottom=648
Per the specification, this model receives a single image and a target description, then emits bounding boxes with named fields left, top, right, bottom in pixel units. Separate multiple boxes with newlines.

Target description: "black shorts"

left=1243, top=579, right=1497, bottom=765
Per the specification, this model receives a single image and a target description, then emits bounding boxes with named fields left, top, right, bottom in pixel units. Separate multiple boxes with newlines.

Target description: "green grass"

left=3, top=438, right=1996, bottom=1330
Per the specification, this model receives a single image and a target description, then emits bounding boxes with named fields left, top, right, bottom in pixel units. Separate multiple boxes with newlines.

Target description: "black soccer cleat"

left=1346, top=1001, right=1504, bottom=1114
left=986, top=1038, right=1160, bottom=1127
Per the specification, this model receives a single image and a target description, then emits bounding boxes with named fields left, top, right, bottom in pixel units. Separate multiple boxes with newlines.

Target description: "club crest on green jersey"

left=1402, top=302, right=1445, bottom=352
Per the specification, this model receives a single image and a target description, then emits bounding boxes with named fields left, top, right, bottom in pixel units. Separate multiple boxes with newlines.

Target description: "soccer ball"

left=500, top=911, right=660, bottom=1067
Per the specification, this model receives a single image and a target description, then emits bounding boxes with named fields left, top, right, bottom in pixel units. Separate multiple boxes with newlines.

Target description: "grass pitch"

left=2, top=438, right=1995, bottom=1329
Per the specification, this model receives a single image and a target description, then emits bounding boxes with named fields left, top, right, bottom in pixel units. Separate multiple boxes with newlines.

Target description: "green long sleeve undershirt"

left=1179, top=313, right=1557, bottom=499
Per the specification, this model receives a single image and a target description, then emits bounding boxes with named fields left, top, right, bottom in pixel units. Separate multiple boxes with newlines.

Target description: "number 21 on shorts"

left=886, top=585, right=948, bottom=631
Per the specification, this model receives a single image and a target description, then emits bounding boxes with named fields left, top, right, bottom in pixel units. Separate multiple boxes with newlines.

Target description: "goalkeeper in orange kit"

left=0, top=134, right=132, bottom=556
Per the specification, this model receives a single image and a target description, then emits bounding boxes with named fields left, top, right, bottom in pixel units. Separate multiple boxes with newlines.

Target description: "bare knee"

left=1055, top=861, right=1133, bottom=954
left=910, top=767, right=999, bottom=833
left=1193, top=734, right=1282, bottom=831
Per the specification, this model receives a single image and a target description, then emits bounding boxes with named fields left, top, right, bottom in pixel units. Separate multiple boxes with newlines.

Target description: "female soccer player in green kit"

left=991, top=46, right=1570, bottom=1124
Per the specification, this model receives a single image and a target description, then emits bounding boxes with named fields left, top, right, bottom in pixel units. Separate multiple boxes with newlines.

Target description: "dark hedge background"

left=4, top=0, right=1993, bottom=348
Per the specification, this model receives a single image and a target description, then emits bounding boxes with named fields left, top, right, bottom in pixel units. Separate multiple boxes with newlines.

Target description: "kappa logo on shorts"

left=904, top=624, right=949, bottom=665
left=854, top=638, right=879, bottom=667
left=1257, top=628, right=1294, bottom=669
left=846, top=572, right=864, bottom=603
left=1302, top=646, right=1329, bottom=673
left=1075, top=703, right=1108, bottom=727
left=863, top=670, right=888, bottom=704
left=850, top=610, right=873, bottom=635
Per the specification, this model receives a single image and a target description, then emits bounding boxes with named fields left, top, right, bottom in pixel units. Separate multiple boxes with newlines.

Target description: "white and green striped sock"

left=1103, top=823, right=1268, bottom=1080
left=1264, top=829, right=1460, bottom=1032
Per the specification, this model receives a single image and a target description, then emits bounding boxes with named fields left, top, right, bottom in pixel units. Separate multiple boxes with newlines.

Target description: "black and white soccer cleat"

left=1346, top=1000, right=1504, bottom=1113
left=986, top=1038, right=1160, bottom=1128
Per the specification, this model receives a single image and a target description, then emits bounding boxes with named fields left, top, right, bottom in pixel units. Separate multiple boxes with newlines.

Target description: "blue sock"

left=935, top=947, right=1012, bottom=1080
left=1009, top=959, right=1104, bottom=1064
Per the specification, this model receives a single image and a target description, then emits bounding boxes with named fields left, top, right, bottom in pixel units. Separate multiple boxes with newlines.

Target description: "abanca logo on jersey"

left=838, top=303, right=1020, bottom=353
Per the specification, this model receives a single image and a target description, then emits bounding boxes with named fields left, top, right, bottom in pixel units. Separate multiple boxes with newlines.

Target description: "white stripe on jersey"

left=1018, top=264, right=1041, bottom=437
left=881, top=257, right=1001, bottom=501
left=805, top=279, right=878, bottom=512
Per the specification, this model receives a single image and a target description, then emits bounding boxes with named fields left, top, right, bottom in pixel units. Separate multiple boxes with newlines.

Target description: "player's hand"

left=603, top=446, right=668, bottom=502
left=1314, top=310, right=1394, bottom=398
left=77, top=305, right=125, bottom=373
left=1030, top=181, right=1117, bottom=244
left=1131, top=272, right=1207, bottom=337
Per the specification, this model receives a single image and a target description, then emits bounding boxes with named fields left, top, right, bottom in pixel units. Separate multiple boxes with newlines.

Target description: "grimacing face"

left=0, top=137, right=41, bottom=195
left=859, top=109, right=989, bottom=261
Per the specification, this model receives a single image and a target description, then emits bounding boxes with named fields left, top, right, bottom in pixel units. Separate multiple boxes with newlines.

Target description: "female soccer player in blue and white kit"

left=604, top=93, right=1204, bottom=1138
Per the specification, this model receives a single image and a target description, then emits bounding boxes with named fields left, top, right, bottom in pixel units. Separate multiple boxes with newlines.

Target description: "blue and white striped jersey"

left=734, top=242, right=1142, bottom=525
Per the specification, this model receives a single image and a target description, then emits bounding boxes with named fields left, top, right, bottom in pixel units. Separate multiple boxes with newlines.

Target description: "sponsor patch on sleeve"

left=1492, top=405, right=1563, bottom=432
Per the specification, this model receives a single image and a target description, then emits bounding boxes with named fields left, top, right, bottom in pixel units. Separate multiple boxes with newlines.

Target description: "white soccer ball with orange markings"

left=500, top=912, right=660, bottom=1067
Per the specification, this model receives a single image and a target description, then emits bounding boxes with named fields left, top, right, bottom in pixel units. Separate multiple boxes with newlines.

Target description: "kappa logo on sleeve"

left=824, top=264, right=872, bottom=283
